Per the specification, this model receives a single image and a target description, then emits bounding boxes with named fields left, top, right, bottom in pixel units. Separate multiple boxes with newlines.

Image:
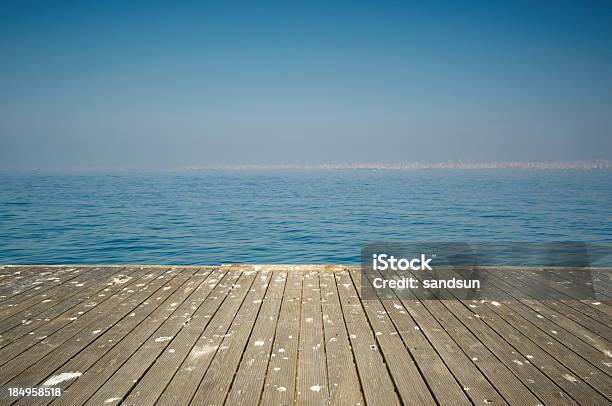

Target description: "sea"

left=1, top=170, right=611, bottom=265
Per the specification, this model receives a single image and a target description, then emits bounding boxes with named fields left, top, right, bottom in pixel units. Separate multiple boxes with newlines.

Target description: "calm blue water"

left=1, top=170, right=611, bottom=265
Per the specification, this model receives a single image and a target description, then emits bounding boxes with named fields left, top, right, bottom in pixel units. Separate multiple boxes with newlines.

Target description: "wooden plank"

left=360, top=270, right=506, bottom=405
left=0, top=267, right=135, bottom=348
left=358, top=267, right=502, bottom=406
left=427, top=267, right=610, bottom=405
left=0, top=265, right=607, bottom=405
left=260, top=270, right=304, bottom=404
left=472, top=300, right=612, bottom=405
left=352, top=271, right=439, bottom=405
left=8, top=267, right=202, bottom=401
left=0, top=267, right=65, bottom=297
left=0, top=267, right=46, bottom=300
left=293, top=270, right=329, bottom=405
left=318, top=271, right=363, bottom=406
left=525, top=268, right=612, bottom=317
left=190, top=270, right=279, bottom=405
left=513, top=268, right=612, bottom=319
left=83, top=269, right=250, bottom=405
left=453, top=290, right=612, bottom=401
left=505, top=267, right=612, bottom=320
left=542, top=268, right=612, bottom=298
left=0, top=267, right=113, bottom=306
left=223, top=271, right=287, bottom=406
left=481, top=268, right=612, bottom=374
left=4, top=267, right=178, bottom=389
left=129, top=270, right=259, bottom=406
left=49, top=269, right=235, bottom=406
left=400, top=269, right=548, bottom=406
left=0, top=266, right=135, bottom=336
left=0, top=267, right=172, bottom=384
left=0, top=267, right=162, bottom=369
left=492, top=268, right=612, bottom=339
left=14, top=269, right=214, bottom=406
left=335, top=270, right=400, bottom=406
left=0, top=267, right=113, bottom=317
left=0, top=266, right=32, bottom=275
left=107, top=269, right=240, bottom=406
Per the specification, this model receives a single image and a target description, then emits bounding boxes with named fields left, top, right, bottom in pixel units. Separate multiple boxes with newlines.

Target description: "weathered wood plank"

left=509, top=268, right=612, bottom=319
left=152, top=270, right=259, bottom=405
left=428, top=268, right=610, bottom=405
left=0, top=266, right=134, bottom=336
left=364, top=267, right=511, bottom=406
left=16, top=269, right=214, bottom=406
left=260, top=270, right=304, bottom=404
left=83, top=269, right=250, bottom=406
left=402, top=269, right=547, bottom=405
left=336, top=270, right=399, bottom=406
left=0, top=267, right=115, bottom=319
left=319, top=271, right=363, bottom=406
left=50, top=269, right=233, bottom=406
left=0, top=266, right=134, bottom=347
left=294, top=270, right=329, bottom=405
left=358, top=267, right=499, bottom=406
left=0, top=267, right=46, bottom=300
left=223, top=271, right=287, bottom=406
left=0, top=265, right=608, bottom=406
left=190, top=270, right=279, bottom=405
left=541, top=268, right=612, bottom=298
left=0, top=267, right=142, bottom=365
left=492, top=268, right=612, bottom=340
left=351, top=270, right=438, bottom=405
left=13, top=270, right=206, bottom=406
left=0, top=267, right=112, bottom=305
left=481, top=268, right=612, bottom=374
left=473, top=299, right=612, bottom=405
left=0, top=267, right=170, bottom=379
left=2, top=267, right=182, bottom=388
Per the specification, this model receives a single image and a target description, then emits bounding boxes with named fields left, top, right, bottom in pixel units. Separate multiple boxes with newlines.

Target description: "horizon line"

left=3, top=160, right=612, bottom=173
left=181, top=160, right=612, bottom=171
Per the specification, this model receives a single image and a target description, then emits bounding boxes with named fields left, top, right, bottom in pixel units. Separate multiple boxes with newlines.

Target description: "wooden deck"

left=0, top=265, right=610, bottom=405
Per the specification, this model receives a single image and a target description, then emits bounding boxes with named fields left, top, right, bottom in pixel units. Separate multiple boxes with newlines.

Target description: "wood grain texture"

left=0, top=265, right=608, bottom=405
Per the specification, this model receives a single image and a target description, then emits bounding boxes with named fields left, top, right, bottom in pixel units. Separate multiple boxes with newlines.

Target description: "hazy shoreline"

left=4, top=160, right=612, bottom=174
left=180, top=160, right=612, bottom=171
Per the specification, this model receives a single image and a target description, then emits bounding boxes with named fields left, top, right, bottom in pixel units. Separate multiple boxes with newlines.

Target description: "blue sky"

left=1, top=1, right=611, bottom=170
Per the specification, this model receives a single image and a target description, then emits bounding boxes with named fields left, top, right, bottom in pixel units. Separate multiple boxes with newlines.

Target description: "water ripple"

left=1, top=170, right=611, bottom=265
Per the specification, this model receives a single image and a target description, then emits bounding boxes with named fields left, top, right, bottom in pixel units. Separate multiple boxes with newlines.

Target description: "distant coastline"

left=180, top=160, right=612, bottom=171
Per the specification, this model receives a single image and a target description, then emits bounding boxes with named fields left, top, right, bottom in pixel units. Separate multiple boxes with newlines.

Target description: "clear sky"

left=1, top=1, right=611, bottom=170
